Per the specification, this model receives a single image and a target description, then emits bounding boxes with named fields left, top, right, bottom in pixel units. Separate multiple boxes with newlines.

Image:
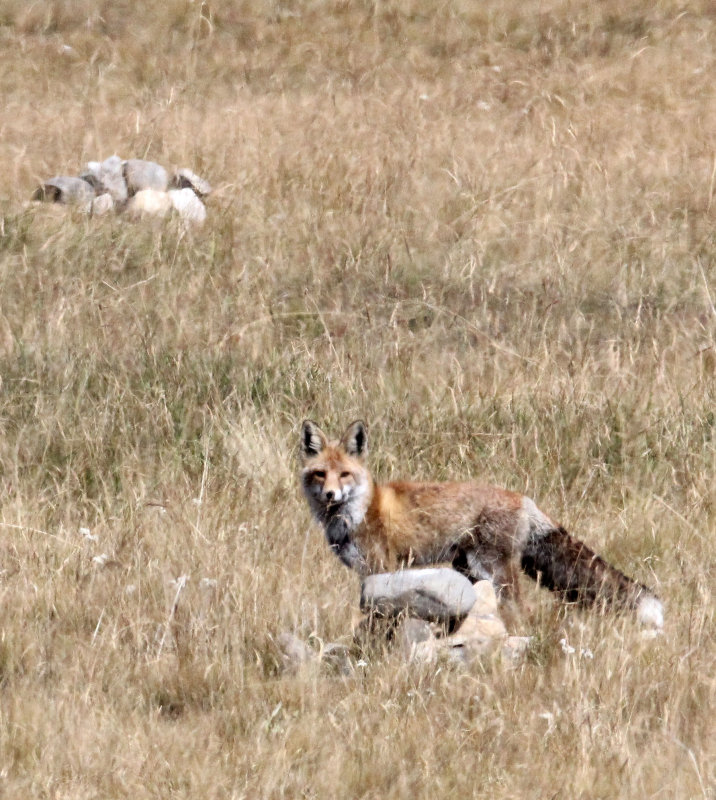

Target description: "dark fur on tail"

left=521, top=526, right=650, bottom=609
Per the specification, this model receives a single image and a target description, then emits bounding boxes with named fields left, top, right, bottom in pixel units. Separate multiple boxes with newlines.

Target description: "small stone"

left=125, top=189, right=172, bottom=219
left=33, top=176, right=95, bottom=205
left=171, top=168, right=212, bottom=197
left=81, top=155, right=128, bottom=202
left=168, top=188, right=207, bottom=224
left=91, top=193, right=115, bottom=216
left=360, top=568, right=477, bottom=625
left=395, top=617, right=435, bottom=659
left=123, top=159, right=169, bottom=195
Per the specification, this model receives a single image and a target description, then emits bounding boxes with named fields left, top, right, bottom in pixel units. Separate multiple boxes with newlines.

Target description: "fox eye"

left=340, top=471, right=352, bottom=479
left=313, top=470, right=326, bottom=480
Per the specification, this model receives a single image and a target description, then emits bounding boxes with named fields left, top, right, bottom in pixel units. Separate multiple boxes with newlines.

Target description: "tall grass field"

left=0, top=1, right=713, bottom=797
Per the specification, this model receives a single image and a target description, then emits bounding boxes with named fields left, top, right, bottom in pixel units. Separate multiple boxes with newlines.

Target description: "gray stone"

left=81, top=155, right=128, bottom=203
left=360, top=568, right=476, bottom=624
left=33, top=176, right=95, bottom=205
left=168, top=188, right=207, bottom=224
left=171, top=167, right=212, bottom=197
left=395, top=617, right=435, bottom=659
left=123, top=159, right=169, bottom=195
left=351, top=612, right=400, bottom=652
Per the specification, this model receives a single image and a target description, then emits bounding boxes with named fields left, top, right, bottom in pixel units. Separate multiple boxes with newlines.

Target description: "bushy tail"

left=521, top=526, right=663, bottom=627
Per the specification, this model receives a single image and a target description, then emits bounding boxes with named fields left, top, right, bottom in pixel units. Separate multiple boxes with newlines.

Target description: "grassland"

left=0, top=0, right=714, bottom=797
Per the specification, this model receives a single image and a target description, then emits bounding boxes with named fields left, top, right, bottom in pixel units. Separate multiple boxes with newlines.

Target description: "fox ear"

left=341, top=420, right=367, bottom=458
left=300, top=420, right=327, bottom=459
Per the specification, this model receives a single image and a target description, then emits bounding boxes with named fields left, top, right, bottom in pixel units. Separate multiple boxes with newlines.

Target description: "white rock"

left=445, top=612, right=507, bottom=659
left=456, top=612, right=507, bottom=641
left=169, top=188, right=207, bottom=224
left=361, top=568, right=477, bottom=624
left=91, top=193, right=115, bottom=216
left=471, top=580, right=499, bottom=616
left=82, top=155, right=128, bottom=202
left=125, top=189, right=172, bottom=219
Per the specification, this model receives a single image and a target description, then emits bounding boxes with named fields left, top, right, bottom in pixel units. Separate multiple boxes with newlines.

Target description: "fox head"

left=299, top=420, right=372, bottom=522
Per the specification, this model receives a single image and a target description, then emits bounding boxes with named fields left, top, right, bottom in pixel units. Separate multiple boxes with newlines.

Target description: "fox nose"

left=325, top=488, right=342, bottom=503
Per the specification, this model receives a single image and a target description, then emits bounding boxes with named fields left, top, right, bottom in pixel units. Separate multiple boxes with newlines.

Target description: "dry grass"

left=0, top=0, right=714, bottom=797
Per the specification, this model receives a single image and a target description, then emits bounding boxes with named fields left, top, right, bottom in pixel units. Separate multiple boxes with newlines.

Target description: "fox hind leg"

left=451, top=545, right=522, bottom=606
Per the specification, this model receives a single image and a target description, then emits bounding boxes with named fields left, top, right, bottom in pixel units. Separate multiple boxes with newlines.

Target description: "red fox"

left=299, top=420, right=664, bottom=628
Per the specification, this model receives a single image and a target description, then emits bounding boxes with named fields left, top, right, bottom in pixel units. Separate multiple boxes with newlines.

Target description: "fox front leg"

left=325, top=514, right=369, bottom=575
left=330, top=539, right=368, bottom=574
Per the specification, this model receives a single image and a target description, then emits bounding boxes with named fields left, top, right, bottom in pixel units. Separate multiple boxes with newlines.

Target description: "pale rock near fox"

left=299, top=419, right=664, bottom=629
left=361, top=567, right=477, bottom=623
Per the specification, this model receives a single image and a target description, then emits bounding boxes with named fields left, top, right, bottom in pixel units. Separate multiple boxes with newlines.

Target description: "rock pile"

left=360, top=568, right=531, bottom=666
left=33, top=156, right=211, bottom=224
left=277, top=568, right=531, bottom=674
